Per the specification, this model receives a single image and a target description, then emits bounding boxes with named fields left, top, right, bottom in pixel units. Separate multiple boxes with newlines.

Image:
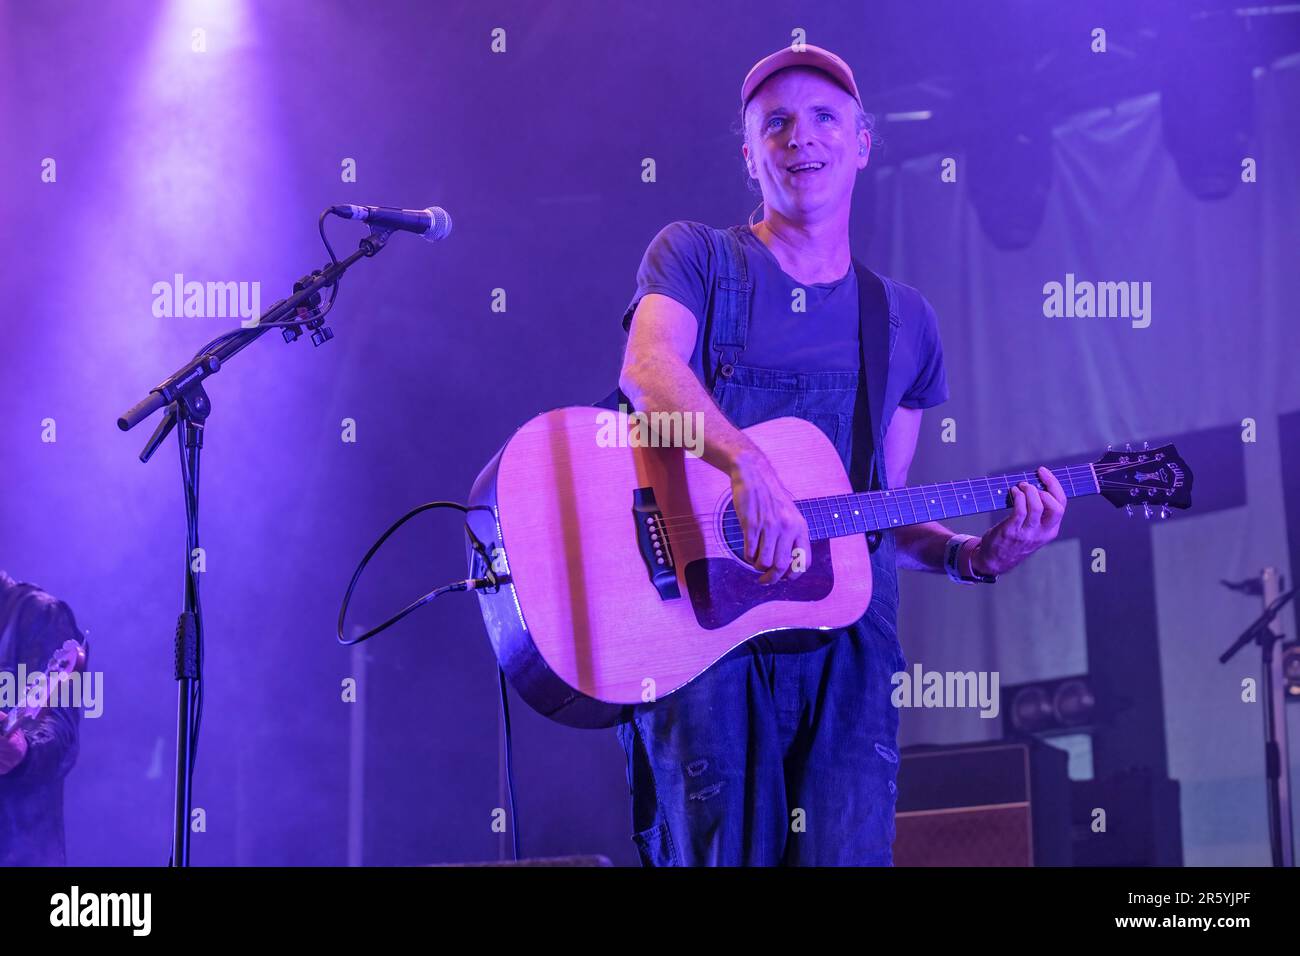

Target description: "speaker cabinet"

left=894, top=739, right=1072, bottom=866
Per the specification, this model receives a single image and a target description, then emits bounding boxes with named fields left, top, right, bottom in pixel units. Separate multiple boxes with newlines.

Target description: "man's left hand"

left=967, top=465, right=1067, bottom=576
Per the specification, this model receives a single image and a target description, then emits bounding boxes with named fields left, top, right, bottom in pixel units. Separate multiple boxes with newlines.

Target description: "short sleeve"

left=621, top=221, right=711, bottom=332
left=898, top=295, right=949, bottom=409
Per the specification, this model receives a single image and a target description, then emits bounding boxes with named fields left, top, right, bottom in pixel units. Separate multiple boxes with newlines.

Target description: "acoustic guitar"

left=466, top=407, right=1192, bottom=728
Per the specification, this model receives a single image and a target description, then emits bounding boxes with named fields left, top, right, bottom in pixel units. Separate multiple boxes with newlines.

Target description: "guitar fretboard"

left=794, top=464, right=1099, bottom=540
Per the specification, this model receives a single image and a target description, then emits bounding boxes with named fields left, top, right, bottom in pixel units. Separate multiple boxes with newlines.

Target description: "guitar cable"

left=335, top=501, right=494, bottom=646
left=336, top=500, right=520, bottom=861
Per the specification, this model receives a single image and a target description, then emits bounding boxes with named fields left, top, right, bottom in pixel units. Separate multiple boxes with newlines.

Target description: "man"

left=614, top=44, right=1065, bottom=866
left=0, top=570, right=83, bottom=866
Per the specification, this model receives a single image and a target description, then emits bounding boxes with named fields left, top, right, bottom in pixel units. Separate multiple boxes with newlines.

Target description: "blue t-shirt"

left=622, top=220, right=949, bottom=421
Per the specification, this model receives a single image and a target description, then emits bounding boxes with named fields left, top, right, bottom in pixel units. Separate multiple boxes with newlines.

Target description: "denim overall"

left=615, top=225, right=909, bottom=866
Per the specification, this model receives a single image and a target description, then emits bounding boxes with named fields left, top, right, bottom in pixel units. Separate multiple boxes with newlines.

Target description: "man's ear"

left=742, top=143, right=756, bottom=178
left=858, top=132, right=872, bottom=167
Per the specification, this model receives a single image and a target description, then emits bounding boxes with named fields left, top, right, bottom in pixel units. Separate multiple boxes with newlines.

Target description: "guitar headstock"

left=1093, top=442, right=1193, bottom=518
left=48, top=638, right=88, bottom=677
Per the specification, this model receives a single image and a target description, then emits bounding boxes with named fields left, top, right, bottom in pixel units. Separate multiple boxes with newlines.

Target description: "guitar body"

left=1, top=638, right=89, bottom=737
left=467, top=406, right=872, bottom=728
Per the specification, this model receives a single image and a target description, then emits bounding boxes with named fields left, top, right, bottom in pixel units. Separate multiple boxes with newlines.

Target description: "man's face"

left=742, top=66, right=869, bottom=222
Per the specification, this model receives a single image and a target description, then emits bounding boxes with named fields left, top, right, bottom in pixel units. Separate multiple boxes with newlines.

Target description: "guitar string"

left=647, top=469, right=1173, bottom=554
left=655, top=482, right=1088, bottom=542
left=648, top=457, right=1163, bottom=537
left=648, top=464, right=1101, bottom=538
left=654, top=485, right=1169, bottom=558
left=650, top=468, right=1098, bottom=550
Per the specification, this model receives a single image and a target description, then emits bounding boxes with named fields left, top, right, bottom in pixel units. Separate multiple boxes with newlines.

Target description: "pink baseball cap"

left=741, top=44, right=863, bottom=110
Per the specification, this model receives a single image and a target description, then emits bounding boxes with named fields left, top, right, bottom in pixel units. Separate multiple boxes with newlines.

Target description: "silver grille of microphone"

left=422, top=206, right=453, bottom=242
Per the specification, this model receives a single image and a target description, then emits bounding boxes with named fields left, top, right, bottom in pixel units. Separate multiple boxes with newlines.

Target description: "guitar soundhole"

left=718, top=503, right=747, bottom=562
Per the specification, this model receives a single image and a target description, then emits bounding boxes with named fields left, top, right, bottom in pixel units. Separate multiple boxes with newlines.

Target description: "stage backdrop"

left=879, top=56, right=1300, bottom=867
left=1, top=1, right=1296, bottom=867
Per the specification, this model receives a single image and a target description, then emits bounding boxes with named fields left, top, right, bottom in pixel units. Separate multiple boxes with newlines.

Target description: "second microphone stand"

left=117, top=223, right=395, bottom=866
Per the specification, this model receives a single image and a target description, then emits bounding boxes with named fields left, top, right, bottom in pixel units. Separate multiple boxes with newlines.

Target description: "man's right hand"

left=729, top=450, right=811, bottom=585
left=0, top=717, right=29, bottom=775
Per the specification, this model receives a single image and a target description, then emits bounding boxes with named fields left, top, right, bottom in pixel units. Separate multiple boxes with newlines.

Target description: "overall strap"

left=705, top=225, right=752, bottom=383
left=852, top=260, right=894, bottom=492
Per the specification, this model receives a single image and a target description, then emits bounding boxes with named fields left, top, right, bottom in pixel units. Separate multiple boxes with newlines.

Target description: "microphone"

left=330, top=204, right=453, bottom=241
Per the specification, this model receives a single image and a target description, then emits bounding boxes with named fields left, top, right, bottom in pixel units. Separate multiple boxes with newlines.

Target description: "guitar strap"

left=852, top=259, right=893, bottom=493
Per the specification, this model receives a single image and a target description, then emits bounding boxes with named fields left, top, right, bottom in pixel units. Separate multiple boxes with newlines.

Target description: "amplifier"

left=894, top=739, right=1072, bottom=866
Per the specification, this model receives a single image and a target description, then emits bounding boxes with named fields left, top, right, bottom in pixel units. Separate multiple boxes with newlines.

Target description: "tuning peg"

left=1142, top=440, right=1149, bottom=450
left=1106, top=443, right=1113, bottom=451
left=1125, top=504, right=1133, bottom=517
left=1125, top=442, right=1132, bottom=452
left=1143, top=503, right=1152, bottom=520
left=1159, top=505, right=1169, bottom=519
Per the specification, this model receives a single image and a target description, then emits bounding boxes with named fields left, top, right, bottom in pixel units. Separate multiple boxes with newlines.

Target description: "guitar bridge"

left=632, top=487, right=681, bottom=601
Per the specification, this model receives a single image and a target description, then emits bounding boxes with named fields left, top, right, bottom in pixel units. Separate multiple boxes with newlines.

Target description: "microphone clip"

left=281, top=269, right=334, bottom=347
left=360, top=225, right=394, bottom=258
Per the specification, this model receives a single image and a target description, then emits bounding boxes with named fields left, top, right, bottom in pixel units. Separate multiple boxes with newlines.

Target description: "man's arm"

left=885, top=406, right=1067, bottom=577
left=619, top=293, right=810, bottom=584
left=886, top=407, right=961, bottom=573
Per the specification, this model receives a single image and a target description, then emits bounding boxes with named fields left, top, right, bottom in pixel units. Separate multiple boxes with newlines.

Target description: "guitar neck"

left=796, top=463, right=1100, bottom=540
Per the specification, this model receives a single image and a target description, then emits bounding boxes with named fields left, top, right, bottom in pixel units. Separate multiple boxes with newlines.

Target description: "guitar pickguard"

left=683, top=539, right=835, bottom=630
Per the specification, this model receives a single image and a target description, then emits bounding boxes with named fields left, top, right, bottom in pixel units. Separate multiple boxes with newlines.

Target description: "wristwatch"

left=944, top=534, right=998, bottom=585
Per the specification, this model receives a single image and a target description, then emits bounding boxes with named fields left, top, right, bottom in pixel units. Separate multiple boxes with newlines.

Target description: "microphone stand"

left=1219, top=575, right=1297, bottom=867
left=117, top=223, right=395, bottom=866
